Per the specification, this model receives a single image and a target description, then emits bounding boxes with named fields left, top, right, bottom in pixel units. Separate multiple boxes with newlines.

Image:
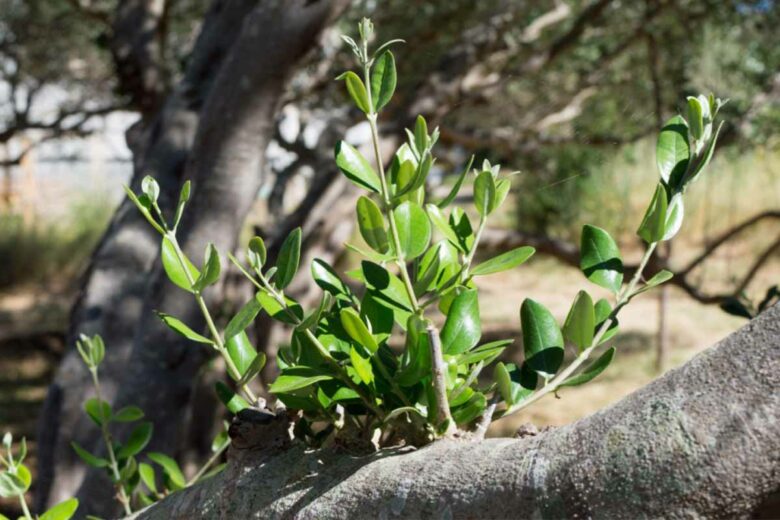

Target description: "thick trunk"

left=37, top=0, right=344, bottom=513
left=132, top=304, right=779, bottom=519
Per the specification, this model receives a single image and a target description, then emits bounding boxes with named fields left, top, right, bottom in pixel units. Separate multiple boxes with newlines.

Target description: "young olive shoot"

left=121, top=18, right=725, bottom=450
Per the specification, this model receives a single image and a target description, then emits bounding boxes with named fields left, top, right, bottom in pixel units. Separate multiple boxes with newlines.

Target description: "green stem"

left=362, top=62, right=420, bottom=313
left=90, top=369, right=132, bottom=516
left=504, top=242, right=658, bottom=416
left=186, top=439, right=230, bottom=486
left=462, top=215, right=487, bottom=279
left=18, top=493, right=32, bottom=520
left=166, top=233, right=258, bottom=404
left=253, top=269, right=386, bottom=419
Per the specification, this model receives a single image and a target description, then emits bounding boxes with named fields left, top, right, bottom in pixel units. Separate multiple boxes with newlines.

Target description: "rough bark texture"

left=132, top=304, right=779, bottom=519
left=37, top=0, right=346, bottom=515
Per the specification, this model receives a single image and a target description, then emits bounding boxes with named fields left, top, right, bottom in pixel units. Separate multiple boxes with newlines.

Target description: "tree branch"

left=129, top=303, right=780, bottom=518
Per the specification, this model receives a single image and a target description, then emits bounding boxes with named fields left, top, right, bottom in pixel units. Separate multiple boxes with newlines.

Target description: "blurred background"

left=0, top=0, right=778, bottom=516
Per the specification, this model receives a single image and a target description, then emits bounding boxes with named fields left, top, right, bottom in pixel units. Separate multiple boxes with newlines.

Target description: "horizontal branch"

left=129, top=303, right=780, bottom=518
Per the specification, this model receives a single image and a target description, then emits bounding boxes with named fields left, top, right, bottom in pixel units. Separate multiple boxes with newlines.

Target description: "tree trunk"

left=36, top=0, right=346, bottom=514
left=130, top=303, right=780, bottom=519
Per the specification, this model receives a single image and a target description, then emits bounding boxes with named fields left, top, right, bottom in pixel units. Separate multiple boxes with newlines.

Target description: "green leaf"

left=339, top=71, right=371, bottom=113
left=340, top=308, right=379, bottom=354
left=426, top=204, right=460, bottom=246
left=393, top=201, right=431, bottom=260
left=449, top=208, right=474, bottom=253
left=248, top=236, right=267, bottom=268
left=161, top=237, right=200, bottom=293
left=494, top=362, right=513, bottom=405
left=147, top=452, right=186, bottom=490
left=173, top=180, right=191, bottom=229
left=450, top=392, right=486, bottom=425
left=335, top=141, right=381, bottom=193
left=193, top=243, right=221, bottom=291
left=561, top=347, right=616, bottom=387
left=395, top=315, right=432, bottom=386
left=276, top=227, right=302, bottom=290
left=84, top=398, right=112, bottom=427
left=256, top=291, right=303, bottom=325
left=215, top=381, right=249, bottom=414
left=371, top=51, right=397, bottom=111
left=156, top=312, right=213, bottom=344
left=473, top=170, right=496, bottom=216
left=580, top=225, right=623, bottom=294
left=138, top=463, right=157, bottom=494
left=141, top=176, right=159, bottom=203
left=521, top=299, right=564, bottom=378
left=226, top=331, right=258, bottom=378
left=237, top=352, right=267, bottom=387
left=224, top=295, right=263, bottom=341
left=16, top=464, right=31, bottom=491
left=40, top=498, right=79, bottom=520
left=563, top=291, right=595, bottom=352
left=112, top=406, right=144, bottom=423
left=662, top=193, right=684, bottom=241
left=637, top=183, right=668, bottom=244
left=0, top=472, right=27, bottom=498
left=656, top=115, right=690, bottom=186
left=70, top=442, right=109, bottom=468
left=686, top=121, right=723, bottom=184
left=646, top=269, right=673, bottom=288
left=437, top=155, right=474, bottom=208
left=471, top=246, right=535, bottom=276
left=687, top=96, right=704, bottom=140
left=413, top=115, right=429, bottom=154
left=494, top=178, right=511, bottom=209
left=349, top=347, right=374, bottom=384
left=361, top=261, right=413, bottom=321
left=269, top=371, right=333, bottom=393
left=356, top=196, right=389, bottom=253
left=117, top=422, right=153, bottom=459
left=441, top=289, right=481, bottom=355
left=311, top=258, right=353, bottom=300
left=458, top=339, right=513, bottom=366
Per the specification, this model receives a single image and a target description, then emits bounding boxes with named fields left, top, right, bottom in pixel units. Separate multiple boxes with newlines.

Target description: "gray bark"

left=132, top=303, right=779, bottom=519
left=37, top=0, right=345, bottom=514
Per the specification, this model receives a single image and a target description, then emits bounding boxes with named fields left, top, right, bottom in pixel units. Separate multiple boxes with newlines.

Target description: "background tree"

left=0, top=0, right=769, bottom=515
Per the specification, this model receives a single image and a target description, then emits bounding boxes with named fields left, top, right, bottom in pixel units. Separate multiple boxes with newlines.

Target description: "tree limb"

left=130, top=302, right=780, bottom=519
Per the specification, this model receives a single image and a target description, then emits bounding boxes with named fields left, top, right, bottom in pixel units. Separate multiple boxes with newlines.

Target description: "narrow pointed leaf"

left=226, top=331, right=258, bottom=378
left=438, top=156, right=474, bottom=208
left=356, top=196, right=389, bottom=253
left=340, top=307, right=379, bottom=354
left=441, top=289, right=481, bottom=355
left=156, top=312, right=212, bottom=344
left=561, top=347, right=616, bottom=387
left=349, top=347, right=374, bottom=384
left=370, top=51, right=396, bottom=111
left=580, top=225, right=623, bottom=294
left=40, top=498, right=79, bottom=520
left=194, top=243, right=221, bottom=291
left=656, top=115, right=690, bottom=186
left=147, top=452, right=186, bottom=490
left=117, top=422, right=153, bottom=459
left=393, top=201, right=431, bottom=260
left=474, top=170, right=496, bottom=216
left=471, top=247, right=535, bottom=276
left=335, top=141, right=381, bottom=193
left=214, top=381, right=250, bottom=414
left=340, top=71, right=371, bottom=113
left=521, top=299, right=564, bottom=378
left=224, top=296, right=263, bottom=341
left=70, top=442, right=108, bottom=468
left=161, top=237, right=200, bottom=293
left=563, top=291, right=595, bottom=351
left=276, top=227, right=301, bottom=289
left=637, top=183, right=668, bottom=244
left=113, top=406, right=144, bottom=423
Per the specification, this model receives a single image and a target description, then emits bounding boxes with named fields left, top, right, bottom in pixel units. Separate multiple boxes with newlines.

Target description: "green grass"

left=0, top=197, right=113, bottom=290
